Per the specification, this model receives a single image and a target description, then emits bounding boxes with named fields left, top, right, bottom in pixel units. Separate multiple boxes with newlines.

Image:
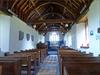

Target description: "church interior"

left=0, top=0, right=100, bottom=75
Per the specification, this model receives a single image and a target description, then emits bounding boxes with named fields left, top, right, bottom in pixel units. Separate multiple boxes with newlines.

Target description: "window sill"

left=80, top=46, right=89, bottom=49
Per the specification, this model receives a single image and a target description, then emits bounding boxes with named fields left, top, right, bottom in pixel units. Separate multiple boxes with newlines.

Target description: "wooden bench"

left=18, top=49, right=41, bottom=72
left=7, top=53, right=32, bottom=75
left=7, top=48, right=47, bottom=74
left=60, top=49, right=93, bottom=57
left=0, top=57, right=21, bottom=75
left=2, top=48, right=47, bottom=75
left=0, top=65, right=2, bottom=75
left=63, top=61, right=100, bottom=75
left=60, top=48, right=100, bottom=75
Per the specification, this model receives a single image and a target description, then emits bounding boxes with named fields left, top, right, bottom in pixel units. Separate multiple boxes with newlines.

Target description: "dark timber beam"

left=32, top=19, right=74, bottom=24
left=11, top=0, right=19, bottom=10
left=0, top=0, right=3, bottom=9
left=34, top=1, right=76, bottom=18
left=39, top=28, right=67, bottom=33
left=76, top=0, right=94, bottom=23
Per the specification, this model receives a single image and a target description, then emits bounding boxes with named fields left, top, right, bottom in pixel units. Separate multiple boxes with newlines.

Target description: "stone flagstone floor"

left=36, top=55, right=60, bottom=75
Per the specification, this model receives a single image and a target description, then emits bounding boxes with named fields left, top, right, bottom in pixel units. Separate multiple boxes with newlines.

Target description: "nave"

left=0, top=47, right=100, bottom=75
left=36, top=55, right=60, bottom=75
left=0, top=0, right=100, bottom=75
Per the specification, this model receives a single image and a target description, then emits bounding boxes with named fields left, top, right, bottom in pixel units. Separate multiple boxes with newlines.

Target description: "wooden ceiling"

left=0, top=0, right=93, bottom=34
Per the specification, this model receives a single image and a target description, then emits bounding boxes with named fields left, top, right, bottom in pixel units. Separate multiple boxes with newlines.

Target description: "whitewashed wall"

left=0, top=15, right=11, bottom=54
left=0, top=15, right=41, bottom=55
left=87, top=0, right=100, bottom=56
left=38, top=34, right=45, bottom=43
left=65, top=26, right=77, bottom=49
left=64, top=30, right=72, bottom=47
left=64, top=0, right=100, bottom=56
left=9, top=16, right=39, bottom=53
left=71, top=24, right=77, bottom=49
left=76, top=23, right=86, bottom=49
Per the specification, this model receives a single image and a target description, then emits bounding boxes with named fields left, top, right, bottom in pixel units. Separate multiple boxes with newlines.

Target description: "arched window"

left=49, top=32, right=60, bottom=42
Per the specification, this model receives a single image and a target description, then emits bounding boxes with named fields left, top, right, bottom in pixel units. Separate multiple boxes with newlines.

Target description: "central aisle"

left=36, top=55, right=60, bottom=75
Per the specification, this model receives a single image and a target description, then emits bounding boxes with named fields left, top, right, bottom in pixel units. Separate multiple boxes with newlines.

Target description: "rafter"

left=5, top=0, right=93, bottom=33
left=76, top=0, right=93, bottom=23
left=11, top=0, right=19, bottom=10
left=24, top=4, right=33, bottom=14
left=63, top=0, right=69, bottom=4
left=37, top=23, right=46, bottom=30
left=16, top=0, right=25, bottom=9
left=32, top=19, right=74, bottom=24
left=35, top=12, right=65, bottom=20
left=29, top=0, right=35, bottom=6
left=39, top=28, right=67, bottom=33
left=19, top=0, right=28, bottom=11
left=72, top=0, right=80, bottom=7
left=27, top=0, right=42, bottom=21
left=35, top=1, right=76, bottom=18
left=23, top=5, right=28, bottom=12
left=0, top=0, right=3, bottom=8
left=67, top=3, right=79, bottom=16
left=82, top=0, right=86, bottom=4
left=38, top=25, right=67, bottom=33
left=70, top=1, right=78, bottom=9
left=29, top=0, right=41, bottom=16
left=14, top=0, right=25, bottom=16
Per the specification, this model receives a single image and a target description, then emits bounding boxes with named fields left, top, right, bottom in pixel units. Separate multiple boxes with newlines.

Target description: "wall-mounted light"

left=65, top=24, right=68, bottom=27
left=33, top=25, right=36, bottom=28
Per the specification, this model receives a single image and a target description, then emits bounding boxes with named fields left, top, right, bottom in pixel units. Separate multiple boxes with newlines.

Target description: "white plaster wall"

left=76, top=23, right=85, bottom=49
left=0, top=15, right=11, bottom=53
left=71, top=24, right=77, bottom=49
left=38, top=34, right=45, bottom=43
left=99, top=0, right=100, bottom=55
left=87, top=0, right=100, bottom=56
left=9, top=16, right=39, bottom=53
left=64, top=30, right=72, bottom=47
left=64, top=33, right=68, bottom=46
left=61, top=0, right=100, bottom=56
left=75, top=22, right=90, bottom=52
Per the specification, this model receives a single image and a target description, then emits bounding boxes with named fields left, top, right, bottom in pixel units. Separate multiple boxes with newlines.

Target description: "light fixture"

left=43, top=23, right=46, bottom=25
left=65, top=24, right=68, bottom=27
left=61, top=22, right=63, bottom=25
left=33, top=25, right=36, bottom=28
left=46, top=26, right=47, bottom=28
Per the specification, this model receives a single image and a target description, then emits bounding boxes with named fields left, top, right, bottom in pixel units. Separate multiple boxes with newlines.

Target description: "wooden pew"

left=61, top=57, right=100, bottom=61
left=63, top=61, right=100, bottom=75
left=6, top=53, right=32, bottom=75
left=60, top=48, right=100, bottom=75
left=39, top=49, right=47, bottom=63
left=24, top=48, right=47, bottom=63
left=4, top=48, right=47, bottom=75
left=7, top=48, right=48, bottom=75
left=0, top=57, right=21, bottom=75
left=18, top=49, right=41, bottom=72
left=0, top=65, right=2, bottom=75
left=60, top=49, right=93, bottom=57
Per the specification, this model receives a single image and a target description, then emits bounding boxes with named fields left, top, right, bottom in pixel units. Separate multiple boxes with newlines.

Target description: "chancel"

left=0, top=0, right=100, bottom=75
